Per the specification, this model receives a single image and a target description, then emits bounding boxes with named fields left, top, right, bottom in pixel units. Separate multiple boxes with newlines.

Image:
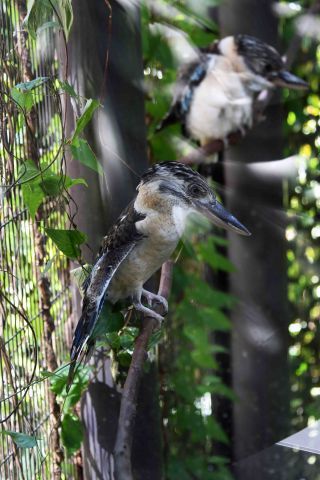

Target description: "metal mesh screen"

left=0, top=1, right=75, bottom=478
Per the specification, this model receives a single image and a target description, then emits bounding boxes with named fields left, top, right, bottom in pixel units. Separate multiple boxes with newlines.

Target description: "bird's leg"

left=132, top=294, right=164, bottom=328
left=141, top=289, right=168, bottom=316
left=238, top=125, right=247, bottom=137
left=222, top=135, right=229, bottom=149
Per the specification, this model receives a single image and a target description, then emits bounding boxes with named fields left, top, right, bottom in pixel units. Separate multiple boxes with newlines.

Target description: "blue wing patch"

left=176, top=60, right=209, bottom=119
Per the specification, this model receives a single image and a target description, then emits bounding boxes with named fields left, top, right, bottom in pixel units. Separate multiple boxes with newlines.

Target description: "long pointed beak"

left=196, top=200, right=251, bottom=236
left=273, top=70, right=308, bottom=90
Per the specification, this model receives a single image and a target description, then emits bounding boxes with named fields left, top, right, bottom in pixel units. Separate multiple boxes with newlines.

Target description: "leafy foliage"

left=280, top=2, right=320, bottom=432
left=61, top=414, right=83, bottom=456
left=45, top=364, right=89, bottom=455
left=18, top=159, right=87, bottom=218
left=45, top=228, right=87, bottom=260
left=70, top=138, right=104, bottom=175
left=71, top=99, right=100, bottom=140
left=24, top=0, right=73, bottom=39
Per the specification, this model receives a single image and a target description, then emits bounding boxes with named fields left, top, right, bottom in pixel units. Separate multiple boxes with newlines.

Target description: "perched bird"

left=158, top=34, right=308, bottom=146
left=67, top=162, right=250, bottom=387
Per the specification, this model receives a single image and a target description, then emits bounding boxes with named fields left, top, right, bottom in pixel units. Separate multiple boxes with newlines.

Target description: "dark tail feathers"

left=66, top=301, right=98, bottom=392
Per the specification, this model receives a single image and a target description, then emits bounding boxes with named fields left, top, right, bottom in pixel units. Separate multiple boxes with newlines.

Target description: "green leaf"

left=19, top=160, right=45, bottom=217
left=46, top=365, right=89, bottom=412
left=47, top=365, right=70, bottom=395
left=191, top=349, right=217, bottom=368
left=2, top=430, right=38, bottom=448
left=94, top=302, right=124, bottom=338
left=70, top=138, right=103, bottom=175
left=202, top=307, right=231, bottom=331
left=40, top=173, right=87, bottom=195
left=105, top=332, right=121, bottom=350
left=45, top=228, right=87, bottom=259
left=57, top=0, right=73, bottom=40
left=61, top=414, right=83, bottom=455
left=22, top=181, right=45, bottom=218
left=40, top=175, right=63, bottom=196
left=18, top=161, right=87, bottom=216
left=18, top=160, right=40, bottom=184
left=72, top=99, right=100, bottom=140
left=117, top=351, right=132, bottom=367
left=15, top=77, right=49, bottom=92
left=120, top=332, right=136, bottom=350
left=65, top=177, right=88, bottom=189
left=206, top=417, right=229, bottom=444
left=11, top=87, right=34, bottom=112
left=57, top=79, right=78, bottom=99
left=197, top=239, right=235, bottom=273
left=55, top=370, right=89, bottom=411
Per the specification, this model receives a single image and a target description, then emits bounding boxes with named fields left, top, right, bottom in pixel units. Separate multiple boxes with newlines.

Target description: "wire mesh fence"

left=0, top=1, right=76, bottom=478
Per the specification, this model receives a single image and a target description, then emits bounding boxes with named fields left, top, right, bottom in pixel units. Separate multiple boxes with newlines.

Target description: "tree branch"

left=114, top=260, right=174, bottom=480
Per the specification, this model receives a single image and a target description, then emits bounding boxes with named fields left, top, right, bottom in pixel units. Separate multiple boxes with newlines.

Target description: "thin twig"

left=114, top=260, right=173, bottom=480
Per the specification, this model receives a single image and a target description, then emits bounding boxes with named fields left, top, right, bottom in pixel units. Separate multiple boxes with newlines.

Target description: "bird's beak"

left=195, top=200, right=251, bottom=236
left=272, top=70, right=308, bottom=90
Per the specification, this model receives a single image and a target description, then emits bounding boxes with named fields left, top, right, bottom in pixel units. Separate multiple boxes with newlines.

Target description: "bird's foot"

left=238, top=125, right=248, bottom=137
left=141, top=289, right=168, bottom=316
left=222, top=136, right=229, bottom=149
left=132, top=300, right=164, bottom=329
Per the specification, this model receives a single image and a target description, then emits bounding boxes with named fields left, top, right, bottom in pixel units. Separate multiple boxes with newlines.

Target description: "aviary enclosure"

left=0, top=0, right=320, bottom=479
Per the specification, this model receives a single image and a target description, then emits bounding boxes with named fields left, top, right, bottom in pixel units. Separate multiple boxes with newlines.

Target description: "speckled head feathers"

left=139, top=161, right=207, bottom=187
left=234, top=34, right=283, bottom=78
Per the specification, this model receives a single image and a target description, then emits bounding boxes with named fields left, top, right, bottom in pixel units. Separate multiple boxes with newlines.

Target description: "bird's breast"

left=186, top=57, right=254, bottom=144
left=108, top=214, right=180, bottom=303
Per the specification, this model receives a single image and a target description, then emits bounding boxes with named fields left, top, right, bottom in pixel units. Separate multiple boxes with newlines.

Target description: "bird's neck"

left=134, top=184, right=190, bottom=241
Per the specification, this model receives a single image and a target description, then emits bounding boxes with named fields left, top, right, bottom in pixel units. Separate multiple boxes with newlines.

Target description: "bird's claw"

left=141, top=289, right=168, bottom=316
left=132, top=300, right=164, bottom=329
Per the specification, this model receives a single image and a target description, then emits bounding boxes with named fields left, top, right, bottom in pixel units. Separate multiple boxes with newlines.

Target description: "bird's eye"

left=189, top=184, right=205, bottom=196
left=264, top=63, right=273, bottom=74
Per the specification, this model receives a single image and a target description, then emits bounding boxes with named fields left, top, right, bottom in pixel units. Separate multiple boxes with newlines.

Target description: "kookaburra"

left=68, top=162, right=250, bottom=386
left=158, top=34, right=308, bottom=146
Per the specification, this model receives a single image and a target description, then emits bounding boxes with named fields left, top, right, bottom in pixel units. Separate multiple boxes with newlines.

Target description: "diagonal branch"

left=114, top=260, right=173, bottom=480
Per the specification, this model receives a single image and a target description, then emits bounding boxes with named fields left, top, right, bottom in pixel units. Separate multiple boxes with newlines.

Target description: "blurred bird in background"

left=67, top=161, right=250, bottom=388
left=157, top=34, right=308, bottom=146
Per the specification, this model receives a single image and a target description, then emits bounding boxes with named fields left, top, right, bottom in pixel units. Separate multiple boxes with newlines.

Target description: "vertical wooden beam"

left=218, top=0, right=291, bottom=466
left=66, top=1, right=162, bottom=478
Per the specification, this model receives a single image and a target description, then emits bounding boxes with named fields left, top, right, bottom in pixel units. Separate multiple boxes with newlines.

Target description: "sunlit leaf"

left=15, top=77, right=49, bottom=91
left=22, top=181, right=45, bottom=219
left=11, top=87, right=34, bottom=112
left=70, top=138, right=103, bottom=175
left=71, top=99, right=100, bottom=140
left=57, top=79, right=78, bottom=99
left=45, top=228, right=87, bottom=259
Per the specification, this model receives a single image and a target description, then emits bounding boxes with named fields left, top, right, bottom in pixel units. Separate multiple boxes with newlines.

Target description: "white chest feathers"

left=187, top=55, right=254, bottom=145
